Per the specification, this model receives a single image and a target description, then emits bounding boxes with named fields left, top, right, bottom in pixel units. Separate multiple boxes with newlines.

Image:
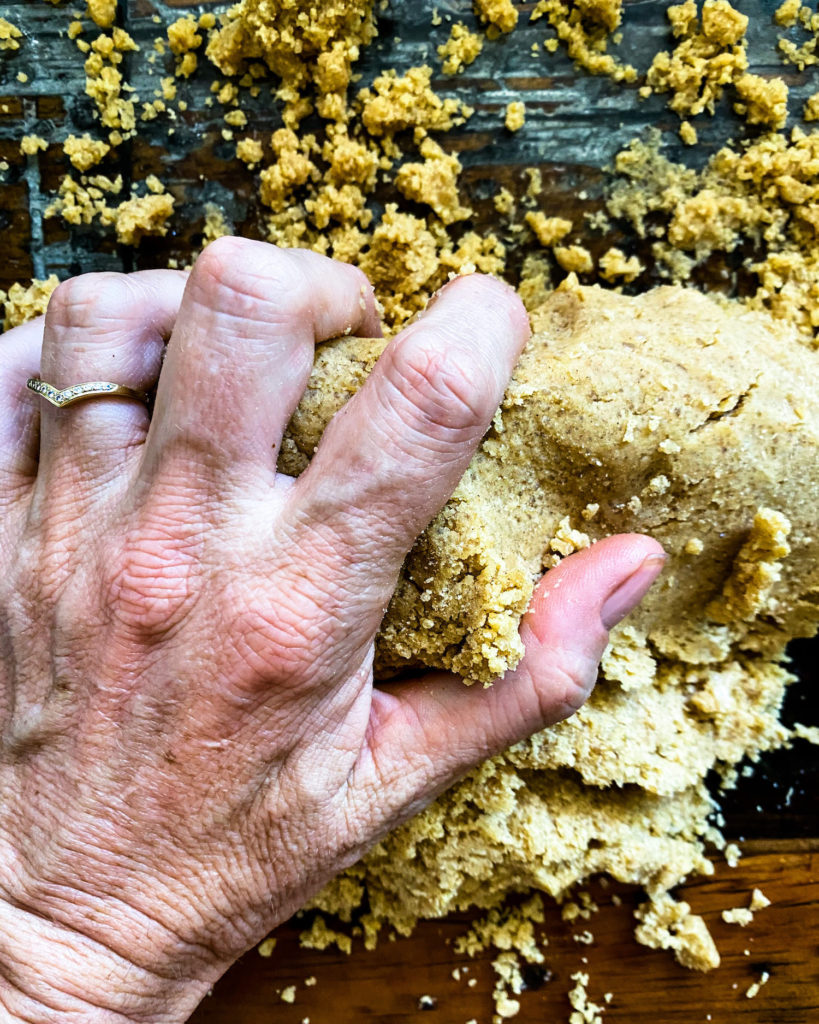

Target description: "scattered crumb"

left=474, top=0, right=518, bottom=35
left=281, top=985, right=297, bottom=1004
left=745, top=971, right=770, bottom=998
left=569, top=971, right=605, bottom=1024
left=63, top=133, right=110, bottom=172
left=554, top=244, right=594, bottom=273
left=20, top=134, right=47, bottom=156
left=0, top=17, right=22, bottom=50
left=438, top=22, right=483, bottom=75
left=722, top=906, right=754, bottom=926
left=526, top=211, right=573, bottom=247
left=505, top=101, right=526, bottom=131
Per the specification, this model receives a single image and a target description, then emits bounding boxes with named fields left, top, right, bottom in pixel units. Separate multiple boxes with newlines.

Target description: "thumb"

left=353, top=534, right=665, bottom=830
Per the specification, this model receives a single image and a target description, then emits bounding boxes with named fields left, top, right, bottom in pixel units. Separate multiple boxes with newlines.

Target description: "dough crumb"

left=474, top=0, right=518, bottom=35
left=438, top=23, right=483, bottom=75
left=568, top=971, right=605, bottom=1024
left=721, top=906, right=753, bottom=926
left=745, top=971, right=770, bottom=998
left=20, top=134, right=48, bottom=156
left=1, top=275, right=60, bottom=330
left=63, top=133, right=110, bottom=172
left=635, top=895, right=720, bottom=972
left=0, top=17, right=22, bottom=50
left=505, top=101, right=526, bottom=132
left=526, top=212, right=573, bottom=247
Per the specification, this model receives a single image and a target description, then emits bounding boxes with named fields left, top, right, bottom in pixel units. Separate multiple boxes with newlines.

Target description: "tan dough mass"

left=290, top=281, right=818, bottom=968
left=281, top=279, right=819, bottom=685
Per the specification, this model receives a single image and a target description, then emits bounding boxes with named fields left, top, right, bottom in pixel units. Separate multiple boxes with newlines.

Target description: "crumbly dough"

left=282, top=282, right=819, bottom=685
left=525, top=212, right=573, bottom=247
left=18, top=0, right=819, bottom=988
left=438, top=23, right=483, bottom=76
left=645, top=0, right=749, bottom=120
left=63, top=133, right=110, bottom=172
left=532, top=0, right=636, bottom=82
left=474, top=0, right=518, bottom=36
left=20, top=134, right=47, bottom=156
left=287, top=283, right=817, bottom=970
left=504, top=101, right=525, bottom=132
left=1, top=276, right=60, bottom=330
left=606, top=129, right=819, bottom=340
left=0, top=17, right=22, bottom=50
left=206, top=0, right=377, bottom=123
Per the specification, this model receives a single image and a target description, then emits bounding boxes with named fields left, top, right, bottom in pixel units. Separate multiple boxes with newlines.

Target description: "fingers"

left=0, top=317, right=45, bottom=498
left=280, top=274, right=531, bottom=664
left=352, top=535, right=666, bottom=831
left=33, top=270, right=188, bottom=501
left=141, top=238, right=381, bottom=499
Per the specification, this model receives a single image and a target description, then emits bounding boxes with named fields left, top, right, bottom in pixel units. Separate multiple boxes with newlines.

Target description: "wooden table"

left=1, top=1, right=817, bottom=1020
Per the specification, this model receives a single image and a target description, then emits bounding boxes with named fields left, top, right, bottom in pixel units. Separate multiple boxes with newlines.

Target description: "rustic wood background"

left=0, top=1, right=816, bottom=1020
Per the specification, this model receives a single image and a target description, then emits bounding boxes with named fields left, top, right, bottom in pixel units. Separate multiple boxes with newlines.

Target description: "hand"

left=0, top=238, right=664, bottom=1023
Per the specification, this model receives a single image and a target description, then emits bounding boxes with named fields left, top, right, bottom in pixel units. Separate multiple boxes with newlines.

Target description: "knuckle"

left=224, top=565, right=356, bottom=692
left=192, top=238, right=312, bottom=326
left=387, top=331, right=498, bottom=441
left=46, top=272, right=132, bottom=332
left=542, top=648, right=601, bottom=721
left=102, top=521, right=204, bottom=641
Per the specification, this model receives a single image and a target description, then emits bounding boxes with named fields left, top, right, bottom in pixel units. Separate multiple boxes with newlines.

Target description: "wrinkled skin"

left=0, top=239, right=663, bottom=1022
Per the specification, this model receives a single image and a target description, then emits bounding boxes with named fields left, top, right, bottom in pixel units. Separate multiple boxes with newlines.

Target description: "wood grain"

left=189, top=844, right=819, bottom=1024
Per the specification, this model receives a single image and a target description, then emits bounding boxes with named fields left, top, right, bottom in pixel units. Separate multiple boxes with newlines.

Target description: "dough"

left=281, top=279, right=819, bottom=685
left=300, top=281, right=817, bottom=962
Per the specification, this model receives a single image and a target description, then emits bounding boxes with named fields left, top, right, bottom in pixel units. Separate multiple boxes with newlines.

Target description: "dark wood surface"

left=190, top=843, right=819, bottom=1024
left=1, top=1, right=817, bottom=1020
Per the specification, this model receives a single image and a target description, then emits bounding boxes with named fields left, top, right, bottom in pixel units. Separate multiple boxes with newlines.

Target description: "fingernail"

left=601, top=553, right=667, bottom=630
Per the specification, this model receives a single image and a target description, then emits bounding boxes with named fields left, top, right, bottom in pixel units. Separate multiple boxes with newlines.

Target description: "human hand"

left=0, top=238, right=664, bottom=1022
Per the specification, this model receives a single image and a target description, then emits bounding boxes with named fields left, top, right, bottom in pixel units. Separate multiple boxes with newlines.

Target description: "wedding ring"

left=26, top=378, right=149, bottom=408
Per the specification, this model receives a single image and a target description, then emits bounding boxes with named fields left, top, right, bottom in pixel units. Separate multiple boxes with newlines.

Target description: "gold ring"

left=26, top=378, right=149, bottom=408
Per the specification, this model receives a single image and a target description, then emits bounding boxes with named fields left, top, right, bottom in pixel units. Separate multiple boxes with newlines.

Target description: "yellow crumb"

left=474, top=0, right=518, bottom=34
left=0, top=17, right=22, bottom=50
left=599, top=247, right=643, bottom=282
left=774, top=0, right=800, bottom=27
left=526, top=211, right=573, bottom=246
left=63, top=133, right=110, bottom=172
left=733, top=73, right=788, bottom=129
left=438, top=22, right=483, bottom=75
left=167, top=15, right=202, bottom=55
left=87, top=0, right=116, bottom=29
left=394, top=136, right=472, bottom=224
left=505, top=101, right=526, bottom=131
left=20, top=134, right=47, bottom=156
left=554, top=244, right=594, bottom=273
left=236, top=137, right=265, bottom=167
left=1, top=275, right=60, bottom=330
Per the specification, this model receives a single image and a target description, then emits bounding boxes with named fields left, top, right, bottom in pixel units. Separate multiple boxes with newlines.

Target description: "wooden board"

left=0, top=1, right=817, bottom=1021
left=190, top=843, right=819, bottom=1024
